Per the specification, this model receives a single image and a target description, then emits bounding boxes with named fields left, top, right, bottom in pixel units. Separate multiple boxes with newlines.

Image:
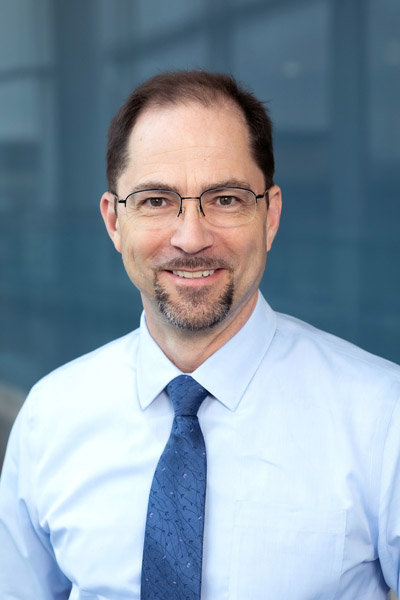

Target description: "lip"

left=162, top=268, right=223, bottom=286
left=172, top=269, right=215, bottom=279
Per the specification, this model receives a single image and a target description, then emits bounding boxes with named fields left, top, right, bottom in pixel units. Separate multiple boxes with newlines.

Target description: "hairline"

left=114, top=95, right=259, bottom=195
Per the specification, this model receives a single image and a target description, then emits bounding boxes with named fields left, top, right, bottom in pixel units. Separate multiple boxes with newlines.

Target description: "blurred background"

left=0, top=0, right=399, bottom=456
left=0, top=1, right=399, bottom=596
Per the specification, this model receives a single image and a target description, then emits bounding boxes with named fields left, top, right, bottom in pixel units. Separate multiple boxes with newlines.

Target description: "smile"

left=172, top=270, right=215, bottom=279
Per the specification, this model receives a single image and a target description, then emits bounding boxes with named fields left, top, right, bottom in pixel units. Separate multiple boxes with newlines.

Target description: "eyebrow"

left=125, top=179, right=254, bottom=196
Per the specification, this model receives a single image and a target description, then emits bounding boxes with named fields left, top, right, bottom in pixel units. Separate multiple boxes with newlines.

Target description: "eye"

left=216, top=195, right=238, bottom=207
left=145, top=196, right=167, bottom=208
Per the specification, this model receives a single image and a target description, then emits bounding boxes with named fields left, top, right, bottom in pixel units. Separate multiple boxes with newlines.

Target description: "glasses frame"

left=113, top=186, right=270, bottom=228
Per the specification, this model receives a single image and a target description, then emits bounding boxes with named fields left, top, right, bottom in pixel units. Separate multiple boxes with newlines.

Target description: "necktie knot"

left=167, top=375, right=208, bottom=417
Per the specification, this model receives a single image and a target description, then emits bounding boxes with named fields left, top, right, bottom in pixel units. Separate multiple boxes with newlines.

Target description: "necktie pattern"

left=141, top=375, right=208, bottom=600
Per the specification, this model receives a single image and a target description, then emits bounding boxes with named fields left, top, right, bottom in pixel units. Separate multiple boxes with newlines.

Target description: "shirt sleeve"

left=0, top=398, right=72, bottom=599
left=378, top=395, right=400, bottom=595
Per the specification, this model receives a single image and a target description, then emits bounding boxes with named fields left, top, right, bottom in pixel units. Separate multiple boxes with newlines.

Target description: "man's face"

left=101, top=100, right=281, bottom=334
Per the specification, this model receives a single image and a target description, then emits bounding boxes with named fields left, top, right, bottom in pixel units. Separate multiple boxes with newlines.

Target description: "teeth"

left=172, top=270, right=215, bottom=279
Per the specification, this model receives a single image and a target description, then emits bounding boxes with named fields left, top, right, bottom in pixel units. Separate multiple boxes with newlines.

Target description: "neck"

left=143, top=292, right=258, bottom=373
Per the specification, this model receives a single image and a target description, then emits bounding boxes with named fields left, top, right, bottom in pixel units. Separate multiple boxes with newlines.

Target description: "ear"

left=266, top=184, right=282, bottom=252
left=100, top=191, right=122, bottom=253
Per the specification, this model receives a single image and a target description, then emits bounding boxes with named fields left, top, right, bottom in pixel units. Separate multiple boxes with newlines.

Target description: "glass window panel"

left=232, top=0, right=273, bottom=6
left=368, top=0, right=400, bottom=161
left=0, top=79, right=40, bottom=141
left=136, top=0, right=203, bottom=37
left=0, top=0, right=52, bottom=69
left=0, top=79, right=56, bottom=213
left=100, top=0, right=203, bottom=44
left=135, top=34, right=208, bottom=81
left=100, top=0, right=136, bottom=45
left=232, top=0, right=330, bottom=132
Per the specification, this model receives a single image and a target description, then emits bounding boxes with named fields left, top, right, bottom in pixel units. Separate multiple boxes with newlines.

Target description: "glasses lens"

left=124, top=190, right=180, bottom=229
left=201, top=188, right=257, bottom=227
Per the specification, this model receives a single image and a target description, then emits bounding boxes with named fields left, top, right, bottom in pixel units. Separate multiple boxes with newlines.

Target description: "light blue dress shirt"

left=1, top=293, right=400, bottom=599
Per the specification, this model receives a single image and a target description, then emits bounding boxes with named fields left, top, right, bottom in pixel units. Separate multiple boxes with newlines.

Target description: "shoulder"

left=276, top=311, right=399, bottom=374
left=25, top=329, right=141, bottom=418
left=272, top=312, right=400, bottom=400
left=261, top=312, right=400, bottom=457
left=38, top=328, right=139, bottom=385
left=4, top=329, right=143, bottom=502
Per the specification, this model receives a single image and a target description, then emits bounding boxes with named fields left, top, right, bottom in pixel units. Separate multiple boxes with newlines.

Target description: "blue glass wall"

left=1, top=0, right=399, bottom=459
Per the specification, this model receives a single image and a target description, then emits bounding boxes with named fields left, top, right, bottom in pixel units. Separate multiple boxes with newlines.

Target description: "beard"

left=153, top=257, right=234, bottom=331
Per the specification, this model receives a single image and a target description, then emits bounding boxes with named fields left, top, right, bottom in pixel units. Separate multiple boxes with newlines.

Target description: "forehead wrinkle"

left=129, top=106, right=252, bottom=160
left=120, top=150, right=259, bottom=196
left=131, top=142, right=237, bottom=162
left=125, top=146, right=245, bottom=185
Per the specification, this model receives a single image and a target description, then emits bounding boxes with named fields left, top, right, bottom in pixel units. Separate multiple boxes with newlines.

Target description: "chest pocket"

left=229, top=501, right=346, bottom=600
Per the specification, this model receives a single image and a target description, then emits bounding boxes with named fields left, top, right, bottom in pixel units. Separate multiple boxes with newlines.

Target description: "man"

left=0, top=71, right=399, bottom=599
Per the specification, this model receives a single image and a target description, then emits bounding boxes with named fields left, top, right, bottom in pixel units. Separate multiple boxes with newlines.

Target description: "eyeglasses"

left=114, top=186, right=269, bottom=230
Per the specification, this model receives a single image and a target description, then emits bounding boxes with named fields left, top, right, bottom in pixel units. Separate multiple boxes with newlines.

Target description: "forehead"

left=118, top=100, right=262, bottom=192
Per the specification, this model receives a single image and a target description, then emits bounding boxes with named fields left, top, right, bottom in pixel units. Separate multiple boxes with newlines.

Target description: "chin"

left=154, top=281, right=234, bottom=331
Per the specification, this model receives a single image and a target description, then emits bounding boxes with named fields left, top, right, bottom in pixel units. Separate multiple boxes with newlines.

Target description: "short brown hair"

left=106, top=70, right=274, bottom=193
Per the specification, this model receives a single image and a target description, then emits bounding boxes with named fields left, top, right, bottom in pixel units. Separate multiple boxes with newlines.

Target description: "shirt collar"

left=136, top=292, right=276, bottom=411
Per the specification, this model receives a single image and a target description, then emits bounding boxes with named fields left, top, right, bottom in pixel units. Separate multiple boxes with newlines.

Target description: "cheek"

left=234, top=229, right=268, bottom=288
left=119, top=227, right=166, bottom=276
left=118, top=228, right=143, bottom=281
left=229, top=224, right=267, bottom=265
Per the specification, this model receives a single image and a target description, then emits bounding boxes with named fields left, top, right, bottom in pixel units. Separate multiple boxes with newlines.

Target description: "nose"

left=169, top=198, right=214, bottom=254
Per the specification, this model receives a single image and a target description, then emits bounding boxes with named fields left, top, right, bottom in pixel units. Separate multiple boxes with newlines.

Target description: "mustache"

left=156, top=257, right=232, bottom=272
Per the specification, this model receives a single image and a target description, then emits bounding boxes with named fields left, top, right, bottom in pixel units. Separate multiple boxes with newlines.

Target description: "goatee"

left=153, top=258, right=234, bottom=331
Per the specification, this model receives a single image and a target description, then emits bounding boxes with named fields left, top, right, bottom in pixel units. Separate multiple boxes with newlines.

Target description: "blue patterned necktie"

left=141, top=375, right=209, bottom=600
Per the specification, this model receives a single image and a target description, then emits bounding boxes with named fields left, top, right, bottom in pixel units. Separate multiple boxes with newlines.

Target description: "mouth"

left=156, top=258, right=231, bottom=287
left=172, top=269, right=215, bottom=279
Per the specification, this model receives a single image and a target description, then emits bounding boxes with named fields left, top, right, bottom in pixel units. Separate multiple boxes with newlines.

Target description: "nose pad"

left=198, top=199, right=206, bottom=217
left=177, top=197, right=206, bottom=222
left=170, top=200, right=213, bottom=253
left=180, top=203, right=205, bottom=219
